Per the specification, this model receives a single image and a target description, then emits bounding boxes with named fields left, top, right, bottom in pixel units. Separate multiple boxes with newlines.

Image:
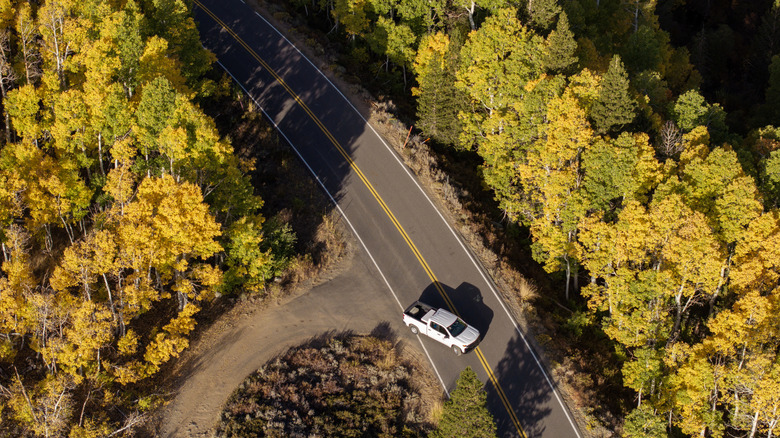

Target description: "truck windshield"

left=449, top=319, right=467, bottom=337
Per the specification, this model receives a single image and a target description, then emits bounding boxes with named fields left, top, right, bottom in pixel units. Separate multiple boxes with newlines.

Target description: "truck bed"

left=403, top=301, right=434, bottom=322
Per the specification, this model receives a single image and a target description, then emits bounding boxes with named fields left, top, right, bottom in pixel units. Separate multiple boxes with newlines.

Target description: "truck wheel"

left=409, top=325, right=419, bottom=334
left=452, top=345, right=463, bottom=356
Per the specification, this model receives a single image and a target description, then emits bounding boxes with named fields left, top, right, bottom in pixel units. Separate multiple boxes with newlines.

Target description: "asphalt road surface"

left=192, top=1, right=583, bottom=436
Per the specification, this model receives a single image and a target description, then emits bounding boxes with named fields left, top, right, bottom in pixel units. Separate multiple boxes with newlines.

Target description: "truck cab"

left=402, top=301, right=480, bottom=355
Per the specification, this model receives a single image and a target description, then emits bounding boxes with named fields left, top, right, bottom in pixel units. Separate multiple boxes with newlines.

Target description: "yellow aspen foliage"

left=107, top=359, right=147, bottom=386
left=749, top=361, right=780, bottom=436
left=1, top=224, right=36, bottom=293
left=669, top=345, right=726, bottom=438
left=119, top=273, right=161, bottom=320
left=7, top=374, right=74, bottom=438
left=705, top=290, right=771, bottom=356
left=158, top=124, right=188, bottom=175
left=49, top=229, right=119, bottom=299
left=332, top=0, right=370, bottom=37
left=2, top=142, right=91, bottom=233
left=33, top=291, right=76, bottom=367
left=412, top=33, right=449, bottom=86
left=0, top=226, right=37, bottom=349
left=678, top=126, right=711, bottom=166
left=74, top=12, right=122, bottom=89
left=565, top=69, right=600, bottom=111
left=189, top=263, right=222, bottom=301
left=108, top=136, right=137, bottom=163
left=5, top=85, right=42, bottom=142
left=651, top=195, right=723, bottom=295
left=115, top=175, right=221, bottom=278
left=51, top=89, right=89, bottom=157
left=142, top=303, right=199, bottom=377
left=104, top=155, right=137, bottom=208
left=55, top=301, right=113, bottom=382
left=68, top=418, right=113, bottom=438
left=0, top=0, right=14, bottom=28
left=515, top=85, right=593, bottom=291
left=117, top=329, right=139, bottom=357
left=137, top=36, right=186, bottom=91
left=731, top=211, right=780, bottom=292
left=679, top=288, right=780, bottom=437
left=0, top=172, right=20, bottom=229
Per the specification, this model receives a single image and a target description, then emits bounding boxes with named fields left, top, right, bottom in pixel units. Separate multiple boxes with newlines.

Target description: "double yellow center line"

left=193, top=1, right=525, bottom=435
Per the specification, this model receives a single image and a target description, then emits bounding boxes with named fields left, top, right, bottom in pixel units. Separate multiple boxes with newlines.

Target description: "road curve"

left=191, top=1, right=583, bottom=437
left=158, top=249, right=411, bottom=437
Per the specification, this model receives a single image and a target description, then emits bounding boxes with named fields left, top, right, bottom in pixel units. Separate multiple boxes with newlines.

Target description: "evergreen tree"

left=414, top=32, right=467, bottom=148
left=542, top=12, right=578, bottom=74
left=527, top=0, right=561, bottom=33
left=765, top=55, right=780, bottom=124
left=431, top=367, right=497, bottom=438
left=590, top=54, right=636, bottom=135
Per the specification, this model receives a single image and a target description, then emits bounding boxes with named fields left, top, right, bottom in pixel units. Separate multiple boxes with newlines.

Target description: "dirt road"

left=154, top=243, right=425, bottom=437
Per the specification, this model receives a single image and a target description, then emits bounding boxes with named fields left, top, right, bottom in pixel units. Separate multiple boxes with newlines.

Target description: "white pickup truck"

left=402, top=301, right=480, bottom=355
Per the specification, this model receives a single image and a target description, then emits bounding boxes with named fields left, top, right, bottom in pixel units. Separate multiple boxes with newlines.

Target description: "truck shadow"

left=418, top=281, right=494, bottom=341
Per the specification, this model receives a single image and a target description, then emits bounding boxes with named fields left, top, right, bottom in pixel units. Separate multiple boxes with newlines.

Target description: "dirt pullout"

left=155, top=244, right=439, bottom=437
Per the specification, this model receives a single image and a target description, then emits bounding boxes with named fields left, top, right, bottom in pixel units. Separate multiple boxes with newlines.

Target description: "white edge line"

left=215, top=60, right=451, bottom=398
left=247, top=7, right=581, bottom=437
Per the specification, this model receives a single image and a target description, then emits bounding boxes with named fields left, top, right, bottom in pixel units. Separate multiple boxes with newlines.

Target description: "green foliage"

left=671, top=89, right=728, bottom=143
left=527, top=0, right=561, bottom=33
left=144, top=0, right=215, bottom=83
left=136, top=76, right=177, bottom=145
left=223, top=216, right=296, bottom=294
left=367, top=17, right=416, bottom=68
left=620, top=25, right=664, bottom=74
left=581, top=132, right=660, bottom=211
left=622, top=404, right=667, bottom=438
left=590, top=55, right=636, bottom=135
left=762, top=149, right=780, bottom=207
left=413, top=32, right=467, bottom=148
left=542, top=12, right=578, bottom=74
left=431, top=366, right=497, bottom=438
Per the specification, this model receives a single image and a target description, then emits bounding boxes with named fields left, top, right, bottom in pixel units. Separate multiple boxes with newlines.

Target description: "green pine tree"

left=414, top=31, right=468, bottom=149
left=543, top=12, right=578, bottom=74
left=590, top=54, right=636, bottom=135
left=527, top=0, right=561, bottom=33
left=431, top=367, right=497, bottom=438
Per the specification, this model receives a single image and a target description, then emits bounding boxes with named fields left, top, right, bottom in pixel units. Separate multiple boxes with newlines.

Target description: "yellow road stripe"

left=193, top=2, right=525, bottom=436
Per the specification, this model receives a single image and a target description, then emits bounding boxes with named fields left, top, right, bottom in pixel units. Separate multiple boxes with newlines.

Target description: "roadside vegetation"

left=431, top=366, right=497, bottom=438
left=257, top=0, right=780, bottom=435
left=216, top=333, right=435, bottom=438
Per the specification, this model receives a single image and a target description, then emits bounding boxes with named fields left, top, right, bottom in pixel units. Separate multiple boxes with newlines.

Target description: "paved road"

left=191, top=1, right=582, bottom=437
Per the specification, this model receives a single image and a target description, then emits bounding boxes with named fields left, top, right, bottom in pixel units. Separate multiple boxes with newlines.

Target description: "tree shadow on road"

left=487, top=333, right=555, bottom=438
